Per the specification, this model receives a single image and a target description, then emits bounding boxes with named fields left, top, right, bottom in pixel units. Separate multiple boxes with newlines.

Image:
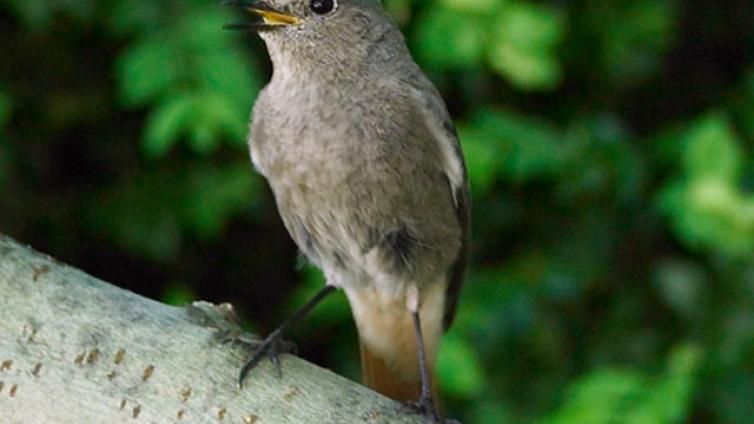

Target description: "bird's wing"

left=409, top=81, right=471, bottom=331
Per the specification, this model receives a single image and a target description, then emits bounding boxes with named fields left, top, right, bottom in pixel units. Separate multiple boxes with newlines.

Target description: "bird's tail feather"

left=346, top=284, right=444, bottom=403
left=360, top=338, right=428, bottom=401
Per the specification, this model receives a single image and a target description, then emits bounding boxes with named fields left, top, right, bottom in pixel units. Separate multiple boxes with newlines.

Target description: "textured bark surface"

left=0, top=234, right=423, bottom=423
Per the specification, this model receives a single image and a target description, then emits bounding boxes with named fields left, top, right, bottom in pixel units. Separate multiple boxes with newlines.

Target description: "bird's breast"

left=251, top=80, right=461, bottom=291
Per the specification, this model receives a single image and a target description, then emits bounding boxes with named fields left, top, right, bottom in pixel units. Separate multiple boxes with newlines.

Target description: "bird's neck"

left=265, top=26, right=409, bottom=87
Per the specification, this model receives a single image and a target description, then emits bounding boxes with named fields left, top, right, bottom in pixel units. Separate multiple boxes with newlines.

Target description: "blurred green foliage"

left=659, top=113, right=754, bottom=256
left=542, top=344, right=701, bottom=424
left=1, top=0, right=754, bottom=422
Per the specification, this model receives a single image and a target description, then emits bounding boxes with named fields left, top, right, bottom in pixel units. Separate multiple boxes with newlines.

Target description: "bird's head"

left=224, top=0, right=400, bottom=74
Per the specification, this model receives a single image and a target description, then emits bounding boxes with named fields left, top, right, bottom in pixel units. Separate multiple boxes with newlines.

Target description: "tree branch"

left=0, top=234, right=423, bottom=423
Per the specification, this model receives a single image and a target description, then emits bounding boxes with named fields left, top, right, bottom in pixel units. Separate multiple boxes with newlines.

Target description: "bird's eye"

left=310, top=0, right=335, bottom=14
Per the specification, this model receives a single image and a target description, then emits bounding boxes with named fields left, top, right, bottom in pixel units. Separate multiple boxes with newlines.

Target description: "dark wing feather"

left=407, top=76, right=470, bottom=330
left=441, top=126, right=470, bottom=331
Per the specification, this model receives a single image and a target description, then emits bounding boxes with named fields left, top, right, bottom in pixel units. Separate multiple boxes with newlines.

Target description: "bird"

left=224, top=0, right=470, bottom=420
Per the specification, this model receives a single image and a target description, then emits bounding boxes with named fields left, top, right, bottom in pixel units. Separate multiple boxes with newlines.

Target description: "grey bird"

left=225, top=0, right=470, bottom=419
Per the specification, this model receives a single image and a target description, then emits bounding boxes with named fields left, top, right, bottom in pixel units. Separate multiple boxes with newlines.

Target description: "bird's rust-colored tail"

left=346, top=283, right=445, bottom=403
left=360, top=338, right=430, bottom=401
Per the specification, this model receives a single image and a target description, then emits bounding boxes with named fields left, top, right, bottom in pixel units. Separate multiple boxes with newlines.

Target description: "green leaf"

left=143, top=93, right=194, bottom=158
left=542, top=369, right=646, bottom=424
left=458, top=125, right=505, bottom=196
left=488, top=2, right=564, bottom=90
left=195, top=49, right=260, bottom=117
left=683, top=113, right=742, bottom=182
left=114, top=5, right=260, bottom=155
left=116, top=37, right=180, bottom=107
left=413, top=7, right=487, bottom=70
left=468, top=108, right=568, bottom=182
left=437, top=331, right=485, bottom=398
left=652, top=345, right=702, bottom=422
left=179, top=8, right=234, bottom=51
left=659, top=179, right=754, bottom=256
left=657, top=113, right=754, bottom=256
left=543, top=345, right=700, bottom=424
left=187, top=120, right=219, bottom=155
left=184, top=11, right=259, bottom=148
left=189, top=91, right=248, bottom=152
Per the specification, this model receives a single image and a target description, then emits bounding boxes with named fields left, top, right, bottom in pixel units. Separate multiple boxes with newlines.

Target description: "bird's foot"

left=404, top=397, right=461, bottom=424
left=237, top=329, right=296, bottom=388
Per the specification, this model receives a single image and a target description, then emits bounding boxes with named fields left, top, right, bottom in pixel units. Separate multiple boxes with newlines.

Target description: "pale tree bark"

left=0, top=234, right=424, bottom=423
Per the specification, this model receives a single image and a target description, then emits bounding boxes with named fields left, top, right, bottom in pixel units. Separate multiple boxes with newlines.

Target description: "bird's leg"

left=407, top=289, right=461, bottom=424
left=410, top=310, right=441, bottom=421
left=238, top=285, right=336, bottom=388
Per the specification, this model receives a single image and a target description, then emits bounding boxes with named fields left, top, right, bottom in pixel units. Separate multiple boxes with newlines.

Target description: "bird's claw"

left=403, top=397, right=460, bottom=424
left=238, top=330, right=296, bottom=388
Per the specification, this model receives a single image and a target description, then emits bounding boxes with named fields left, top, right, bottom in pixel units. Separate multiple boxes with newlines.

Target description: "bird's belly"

left=261, top=129, right=461, bottom=292
left=270, top=162, right=373, bottom=282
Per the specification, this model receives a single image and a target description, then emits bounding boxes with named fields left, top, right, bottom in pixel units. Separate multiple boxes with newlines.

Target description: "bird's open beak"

left=223, top=0, right=301, bottom=31
left=247, top=2, right=301, bottom=26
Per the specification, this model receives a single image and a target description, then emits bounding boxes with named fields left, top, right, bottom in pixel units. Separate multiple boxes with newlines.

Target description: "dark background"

left=2, top=0, right=754, bottom=422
